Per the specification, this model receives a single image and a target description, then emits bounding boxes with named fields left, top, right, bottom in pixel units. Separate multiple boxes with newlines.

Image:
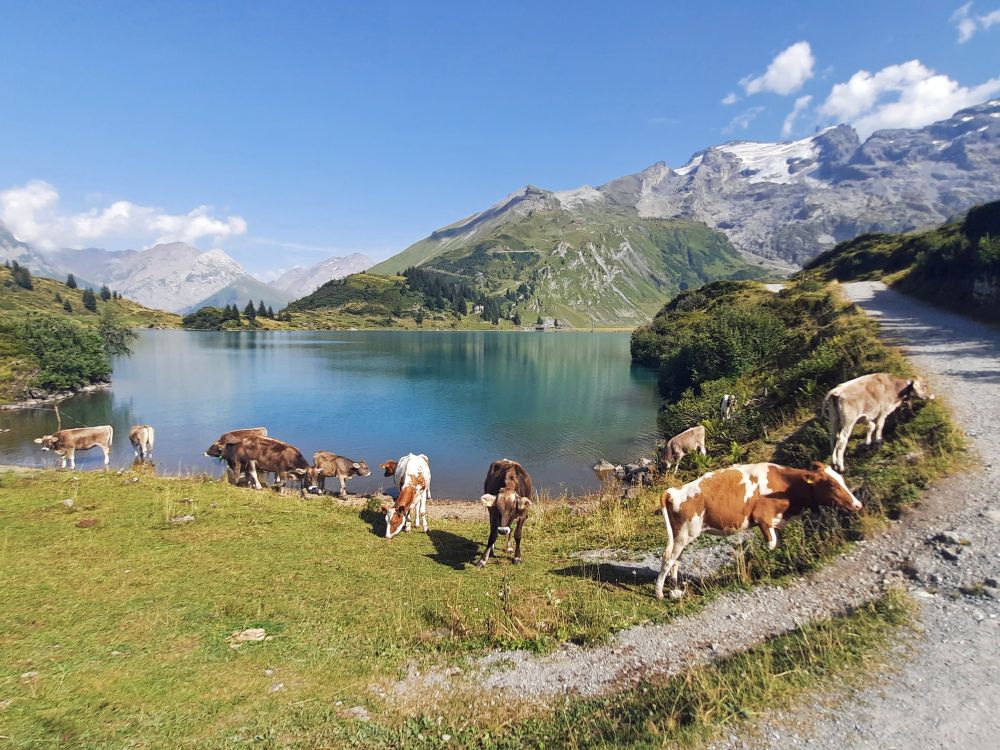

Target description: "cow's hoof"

left=669, top=588, right=683, bottom=601
left=475, top=560, right=487, bottom=569
left=655, top=589, right=664, bottom=601
left=512, top=557, right=522, bottom=565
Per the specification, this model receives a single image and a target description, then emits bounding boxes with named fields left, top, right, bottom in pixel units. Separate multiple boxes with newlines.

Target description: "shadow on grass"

left=360, top=508, right=386, bottom=538
left=552, top=562, right=658, bottom=587
left=425, top=529, right=480, bottom=570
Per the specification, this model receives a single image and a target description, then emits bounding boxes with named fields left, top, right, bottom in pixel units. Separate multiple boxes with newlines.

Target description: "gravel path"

left=711, top=282, right=1000, bottom=749
left=387, top=282, right=1000, bottom=743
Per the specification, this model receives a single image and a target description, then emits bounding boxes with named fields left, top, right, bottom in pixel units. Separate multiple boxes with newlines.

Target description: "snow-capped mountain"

left=270, top=252, right=373, bottom=296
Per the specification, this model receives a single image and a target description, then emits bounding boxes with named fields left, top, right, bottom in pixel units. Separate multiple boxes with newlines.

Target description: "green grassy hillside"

left=0, top=265, right=180, bottom=403
left=372, top=201, right=768, bottom=327
left=804, top=200, right=1000, bottom=322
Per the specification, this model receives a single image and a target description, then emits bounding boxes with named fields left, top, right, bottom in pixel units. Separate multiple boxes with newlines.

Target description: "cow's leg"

left=699, top=441, right=706, bottom=456
left=339, top=475, right=348, bottom=498
left=102, top=444, right=110, bottom=466
left=655, top=510, right=683, bottom=600
left=511, top=519, right=525, bottom=563
left=60, top=453, right=68, bottom=469
left=420, top=492, right=428, bottom=532
left=862, top=417, right=876, bottom=446
left=671, top=449, right=684, bottom=475
left=505, top=528, right=514, bottom=555
left=477, top=516, right=500, bottom=568
left=874, top=412, right=889, bottom=443
left=834, top=419, right=856, bottom=472
left=247, top=461, right=263, bottom=490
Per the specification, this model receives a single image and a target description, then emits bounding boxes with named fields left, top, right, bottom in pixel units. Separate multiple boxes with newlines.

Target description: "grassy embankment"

left=804, top=199, right=1000, bottom=323
left=0, top=267, right=180, bottom=404
left=1, top=272, right=962, bottom=747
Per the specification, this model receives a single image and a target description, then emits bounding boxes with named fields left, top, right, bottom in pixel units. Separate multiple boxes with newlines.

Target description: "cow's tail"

left=822, top=393, right=840, bottom=454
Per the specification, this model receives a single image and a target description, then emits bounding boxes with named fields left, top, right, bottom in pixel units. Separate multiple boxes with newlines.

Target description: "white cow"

left=128, top=424, right=155, bottom=460
left=824, top=372, right=934, bottom=471
left=720, top=394, right=737, bottom=420
left=379, top=453, right=432, bottom=539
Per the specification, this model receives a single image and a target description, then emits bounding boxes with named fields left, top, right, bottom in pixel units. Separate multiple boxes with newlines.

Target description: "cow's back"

left=827, top=373, right=905, bottom=418
left=59, top=425, right=113, bottom=449
left=395, top=453, right=431, bottom=488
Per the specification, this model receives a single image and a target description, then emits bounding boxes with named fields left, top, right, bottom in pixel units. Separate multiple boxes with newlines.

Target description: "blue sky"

left=2, top=0, right=999, bottom=276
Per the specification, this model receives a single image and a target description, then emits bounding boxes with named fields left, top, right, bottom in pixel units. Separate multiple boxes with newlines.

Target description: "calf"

left=129, top=424, right=155, bottom=460
left=313, top=451, right=371, bottom=497
left=222, top=436, right=318, bottom=496
left=381, top=453, right=432, bottom=539
left=655, top=462, right=862, bottom=600
left=824, top=373, right=934, bottom=471
left=661, top=425, right=706, bottom=474
left=477, top=459, right=534, bottom=567
left=720, top=394, right=737, bottom=420
left=34, top=426, right=113, bottom=469
left=204, top=427, right=268, bottom=483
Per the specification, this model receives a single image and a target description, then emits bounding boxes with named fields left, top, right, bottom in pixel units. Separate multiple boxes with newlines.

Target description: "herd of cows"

left=31, top=371, right=933, bottom=598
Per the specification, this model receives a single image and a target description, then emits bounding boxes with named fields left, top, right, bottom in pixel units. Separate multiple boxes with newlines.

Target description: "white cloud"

left=723, top=106, right=765, bottom=134
left=818, top=59, right=1000, bottom=137
left=781, top=95, right=814, bottom=137
left=741, top=41, right=815, bottom=96
left=951, top=2, right=1000, bottom=42
left=721, top=92, right=739, bottom=105
left=0, top=180, right=247, bottom=251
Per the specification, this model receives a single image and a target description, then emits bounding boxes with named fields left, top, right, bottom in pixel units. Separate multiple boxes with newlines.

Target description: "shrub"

left=82, top=288, right=98, bottom=312
left=66, top=273, right=77, bottom=289
left=15, top=312, right=111, bottom=390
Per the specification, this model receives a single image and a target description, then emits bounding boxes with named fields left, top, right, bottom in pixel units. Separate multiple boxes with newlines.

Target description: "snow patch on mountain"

left=270, top=252, right=374, bottom=295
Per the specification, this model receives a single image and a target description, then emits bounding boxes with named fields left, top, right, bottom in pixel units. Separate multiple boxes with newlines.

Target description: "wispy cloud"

left=0, top=180, right=246, bottom=251
left=721, top=92, right=739, bottom=106
left=740, top=41, right=815, bottom=96
left=951, top=2, right=1000, bottom=42
left=818, top=59, right=1000, bottom=137
left=723, top=106, right=765, bottom=134
left=781, top=95, right=814, bottom=137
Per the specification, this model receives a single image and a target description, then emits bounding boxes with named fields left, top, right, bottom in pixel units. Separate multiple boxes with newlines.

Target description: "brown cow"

left=204, top=427, right=268, bottom=483
left=222, top=436, right=318, bottom=496
left=824, top=373, right=934, bottom=471
left=34, top=426, right=113, bottom=469
left=477, top=459, right=534, bottom=567
left=381, top=454, right=432, bottom=538
left=655, top=462, right=862, bottom=600
left=128, top=424, right=155, bottom=460
left=313, top=451, right=372, bottom=497
left=661, top=425, right=707, bottom=474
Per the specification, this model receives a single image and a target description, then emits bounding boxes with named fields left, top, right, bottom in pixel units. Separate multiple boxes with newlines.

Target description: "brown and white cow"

left=381, top=453, right=432, bottom=538
left=128, top=424, right=155, bottom=460
left=34, top=425, right=113, bottom=469
left=655, top=462, right=862, bottom=600
left=661, top=425, right=707, bottom=474
left=204, top=427, right=268, bottom=483
left=824, top=373, right=934, bottom=472
left=221, top=436, right=318, bottom=496
left=477, top=459, right=534, bottom=567
left=313, top=451, right=371, bottom=497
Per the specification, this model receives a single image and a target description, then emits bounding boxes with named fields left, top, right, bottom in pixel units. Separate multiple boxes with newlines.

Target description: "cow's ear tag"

left=805, top=476, right=815, bottom=485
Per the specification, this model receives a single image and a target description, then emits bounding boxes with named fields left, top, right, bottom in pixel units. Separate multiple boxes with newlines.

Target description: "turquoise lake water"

left=0, top=330, right=661, bottom=496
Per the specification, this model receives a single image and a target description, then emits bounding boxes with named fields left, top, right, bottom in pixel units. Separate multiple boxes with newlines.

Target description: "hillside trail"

left=709, top=281, right=1000, bottom=749
left=386, top=281, right=1000, bottom=746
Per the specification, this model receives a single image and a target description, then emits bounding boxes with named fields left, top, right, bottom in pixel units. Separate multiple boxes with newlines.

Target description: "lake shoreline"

left=0, top=382, right=111, bottom=411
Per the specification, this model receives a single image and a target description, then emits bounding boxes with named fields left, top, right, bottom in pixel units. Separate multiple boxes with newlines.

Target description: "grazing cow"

left=204, top=427, right=268, bottom=483
left=720, top=394, right=737, bottom=420
left=221, top=436, right=319, bottom=496
left=654, top=462, right=862, bottom=600
left=381, top=453, right=432, bottom=539
left=34, top=426, right=113, bottom=469
left=824, top=373, right=934, bottom=472
left=661, top=425, right=707, bottom=474
left=313, top=451, right=372, bottom=497
left=128, top=424, right=155, bottom=460
left=477, top=459, right=534, bottom=567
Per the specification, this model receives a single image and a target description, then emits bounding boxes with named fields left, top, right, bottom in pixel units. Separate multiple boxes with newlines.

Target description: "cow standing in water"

left=34, top=426, right=114, bottom=469
left=477, top=459, right=534, bottom=567
left=129, top=424, right=155, bottom=460
left=380, top=454, right=432, bottom=539
left=824, top=373, right=934, bottom=471
left=655, top=462, right=862, bottom=601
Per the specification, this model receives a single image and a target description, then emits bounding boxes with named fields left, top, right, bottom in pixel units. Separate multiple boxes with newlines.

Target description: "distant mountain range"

left=376, top=98, right=1000, bottom=275
left=270, top=253, right=373, bottom=296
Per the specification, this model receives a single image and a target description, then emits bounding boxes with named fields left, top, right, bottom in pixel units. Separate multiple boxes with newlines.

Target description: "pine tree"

left=267, top=305, right=274, bottom=319
left=82, top=288, right=98, bottom=312
left=244, top=300, right=256, bottom=320
left=10, top=261, right=32, bottom=290
left=257, top=300, right=267, bottom=318
left=99, top=285, right=112, bottom=301
left=536, top=315, right=543, bottom=326
left=512, top=312, right=521, bottom=326
left=415, top=308, right=424, bottom=325
left=66, top=273, right=77, bottom=289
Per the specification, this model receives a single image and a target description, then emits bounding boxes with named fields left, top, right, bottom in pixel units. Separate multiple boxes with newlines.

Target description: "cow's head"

left=291, top=466, right=321, bottom=494
left=481, top=488, right=532, bottom=534
left=905, top=377, right=934, bottom=402
left=384, top=473, right=425, bottom=538
left=806, top=462, right=863, bottom=512
left=352, top=460, right=372, bottom=478
left=33, top=435, right=59, bottom=451
left=204, top=441, right=225, bottom=459
left=380, top=459, right=397, bottom=477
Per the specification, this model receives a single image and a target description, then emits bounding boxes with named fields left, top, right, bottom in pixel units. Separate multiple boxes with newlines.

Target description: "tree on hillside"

left=63, top=300, right=73, bottom=313
left=536, top=315, right=543, bottom=326
left=82, top=288, right=98, bottom=312
left=99, top=285, right=112, bottom=301
left=267, top=305, right=274, bottom=319
left=54, top=291, right=62, bottom=303
left=244, top=300, right=257, bottom=320
left=98, top=308, right=137, bottom=357
left=512, top=312, right=521, bottom=326
left=66, top=273, right=77, bottom=289
left=10, top=261, right=32, bottom=290
left=15, top=312, right=111, bottom=390
left=257, top=300, right=268, bottom=318
left=414, top=308, right=424, bottom=325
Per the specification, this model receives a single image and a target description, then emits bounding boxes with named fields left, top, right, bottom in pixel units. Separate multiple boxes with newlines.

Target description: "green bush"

left=15, top=312, right=111, bottom=390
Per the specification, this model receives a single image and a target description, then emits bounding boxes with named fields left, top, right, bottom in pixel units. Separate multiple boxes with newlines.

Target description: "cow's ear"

left=481, top=493, right=497, bottom=507
left=517, top=496, right=532, bottom=511
left=33, top=438, right=44, bottom=444
left=352, top=462, right=360, bottom=469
